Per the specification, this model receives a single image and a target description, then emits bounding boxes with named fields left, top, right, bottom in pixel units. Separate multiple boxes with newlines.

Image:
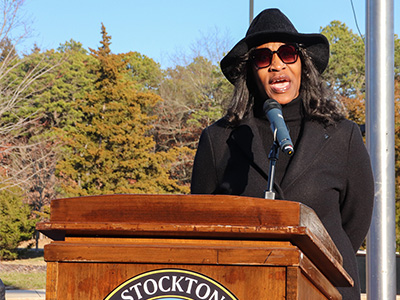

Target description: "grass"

left=0, top=249, right=46, bottom=290
left=0, top=271, right=46, bottom=290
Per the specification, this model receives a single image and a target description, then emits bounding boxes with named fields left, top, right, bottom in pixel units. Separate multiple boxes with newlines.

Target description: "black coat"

left=191, top=114, right=374, bottom=299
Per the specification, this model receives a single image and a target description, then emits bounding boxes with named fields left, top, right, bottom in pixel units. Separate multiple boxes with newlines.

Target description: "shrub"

left=0, top=187, right=37, bottom=259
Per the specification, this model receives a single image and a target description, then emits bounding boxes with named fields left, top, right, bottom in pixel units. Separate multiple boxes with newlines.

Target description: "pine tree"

left=56, top=24, right=187, bottom=196
left=0, top=186, right=37, bottom=259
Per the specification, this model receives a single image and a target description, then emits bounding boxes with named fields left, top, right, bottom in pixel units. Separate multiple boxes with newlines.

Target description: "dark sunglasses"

left=251, top=44, right=299, bottom=69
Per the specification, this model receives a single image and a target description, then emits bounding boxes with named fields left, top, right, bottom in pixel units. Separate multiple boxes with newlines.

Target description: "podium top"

left=37, top=194, right=352, bottom=287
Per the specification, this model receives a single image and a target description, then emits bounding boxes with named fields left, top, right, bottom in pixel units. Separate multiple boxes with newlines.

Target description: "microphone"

left=263, top=99, right=294, bottom=156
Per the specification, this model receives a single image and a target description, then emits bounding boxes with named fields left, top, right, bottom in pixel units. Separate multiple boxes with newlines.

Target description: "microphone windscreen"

left=263, top=98, right=282, bottom=114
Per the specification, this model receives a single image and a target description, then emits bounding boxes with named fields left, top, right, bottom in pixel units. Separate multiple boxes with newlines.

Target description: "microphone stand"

left=265, top=137, right=279, bottom=200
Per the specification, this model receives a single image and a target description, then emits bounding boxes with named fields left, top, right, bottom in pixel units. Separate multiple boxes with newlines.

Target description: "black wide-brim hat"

left=221, top=8, right=330, bottom=84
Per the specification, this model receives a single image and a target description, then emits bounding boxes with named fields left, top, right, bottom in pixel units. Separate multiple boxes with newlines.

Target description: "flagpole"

left=249, top=0, right=254, bottom=24
left=366, top=0, right=396, bottom=299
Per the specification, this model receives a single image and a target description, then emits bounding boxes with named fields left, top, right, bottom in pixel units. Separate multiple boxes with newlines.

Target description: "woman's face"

left=253, top=42, right=302, bottom=105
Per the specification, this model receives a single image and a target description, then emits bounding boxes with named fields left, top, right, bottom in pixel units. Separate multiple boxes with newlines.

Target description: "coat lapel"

left=227, top=116, right=334, bottom=198
left=280, top=120, right=333, bottom=192
left=229, top=116, right=270, bottom=180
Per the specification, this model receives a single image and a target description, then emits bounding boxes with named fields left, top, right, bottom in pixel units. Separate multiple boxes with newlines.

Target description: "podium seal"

left=104, top=268, right=238, bottom=300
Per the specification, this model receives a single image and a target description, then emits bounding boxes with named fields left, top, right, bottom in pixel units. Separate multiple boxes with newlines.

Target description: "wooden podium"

left=37, top=194, right=353, bottom=299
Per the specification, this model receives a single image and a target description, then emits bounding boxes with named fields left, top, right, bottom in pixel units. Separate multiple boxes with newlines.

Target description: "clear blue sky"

left=20, top=0, right=399, bottom=69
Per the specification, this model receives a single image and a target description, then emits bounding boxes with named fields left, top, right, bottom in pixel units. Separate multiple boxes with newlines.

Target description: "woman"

left=191, top=8, right=374, bottom=299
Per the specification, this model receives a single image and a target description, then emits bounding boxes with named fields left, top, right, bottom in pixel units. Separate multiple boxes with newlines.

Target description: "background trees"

left=322, top=21, right=366, bottom=98
left=153, top=56, right=232, bottom=185
left=1, top=0, right=400, bottom=257
left=56, top=24, right=186, bottom=196
left=153, top=30, right=233, bottom=185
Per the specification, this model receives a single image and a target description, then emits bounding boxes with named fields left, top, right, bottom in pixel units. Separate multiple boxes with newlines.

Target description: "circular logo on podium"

left=104, top=269, right=238, bottom=300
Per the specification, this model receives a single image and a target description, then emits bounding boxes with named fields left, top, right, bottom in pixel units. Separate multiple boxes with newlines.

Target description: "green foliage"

left=0, top=37, right=16, bottom=62
left=39, top=40, right=96, bottom=131
left=123, top=51, right=164, bottom=92
left=321, top=21, right=365, bottom=97
left=56, top=24, right=187, bottom=196
left=395, top=34, right=400, bottom=79
left=2, top=40, right=96, bottom=134
left=0, top=48, right=56, bottom=132
left=0, top=187, right=37, bottom=259
left=0, top=41, right=95, bottom=174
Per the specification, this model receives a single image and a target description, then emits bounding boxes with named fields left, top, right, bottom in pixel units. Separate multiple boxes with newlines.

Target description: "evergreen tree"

left=41, top=40, right=96, bottom=131
left=0, top=186, right=37, bottom=259
left=56, top=24, right=186, bottom=196
left=321, top=21, right=366, bottom=98
left=123, top=51, right=164, bottom=92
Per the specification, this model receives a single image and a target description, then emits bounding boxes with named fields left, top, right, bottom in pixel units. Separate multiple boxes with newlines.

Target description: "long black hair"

left=224, top=46, right=345, bottom=126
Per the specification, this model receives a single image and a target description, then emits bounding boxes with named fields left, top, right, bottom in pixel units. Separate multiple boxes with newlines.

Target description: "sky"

left=19, top=0, right=399, bottom=69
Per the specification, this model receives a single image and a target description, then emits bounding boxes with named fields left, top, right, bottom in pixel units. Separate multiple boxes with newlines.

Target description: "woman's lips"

left=269, top=75, right=291, bottom=94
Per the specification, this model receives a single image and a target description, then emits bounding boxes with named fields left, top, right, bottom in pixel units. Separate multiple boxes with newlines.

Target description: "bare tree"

left=0, top=0, right=59, bottom=194
left=153, top=28, right=234, bottom=185
left=1, top=135, right=58, bottom=203
left=167, top=26, right=233, bottom=67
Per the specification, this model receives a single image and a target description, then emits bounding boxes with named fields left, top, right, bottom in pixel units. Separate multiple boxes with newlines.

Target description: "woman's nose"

left=269, top=53, right=286, bottom=71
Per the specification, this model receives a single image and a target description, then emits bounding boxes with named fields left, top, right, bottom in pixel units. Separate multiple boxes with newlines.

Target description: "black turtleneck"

left=254, top=96, right=304, bottom=186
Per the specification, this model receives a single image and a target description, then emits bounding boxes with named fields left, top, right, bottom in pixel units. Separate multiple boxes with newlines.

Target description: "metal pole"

left=366, top=0, right=396, bottom=299
left=249, top=0, right=254, bottom=24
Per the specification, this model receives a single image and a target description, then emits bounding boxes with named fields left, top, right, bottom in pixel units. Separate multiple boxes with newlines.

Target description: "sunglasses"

left=251, top=44, right=299, bottom=69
